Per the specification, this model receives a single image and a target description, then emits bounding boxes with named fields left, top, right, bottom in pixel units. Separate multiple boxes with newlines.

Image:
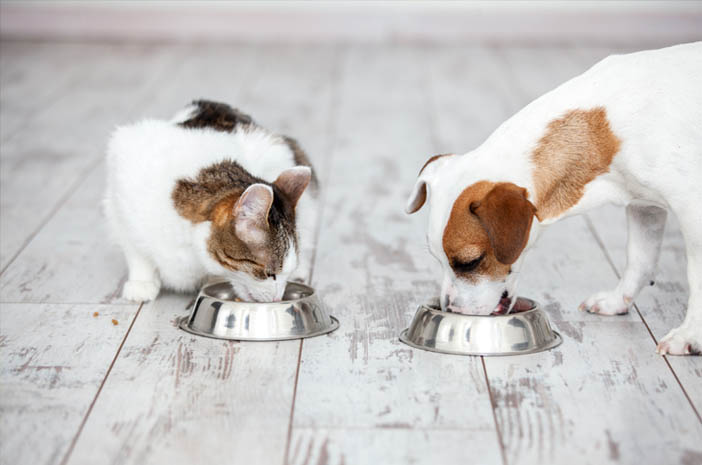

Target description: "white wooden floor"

left=1, top=41, right=701, bottom=465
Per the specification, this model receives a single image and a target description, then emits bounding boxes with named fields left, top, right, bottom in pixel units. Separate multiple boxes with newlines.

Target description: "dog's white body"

left=104, top=117, right=317, bottom=302
left=409, top=42, right=702, bottom=355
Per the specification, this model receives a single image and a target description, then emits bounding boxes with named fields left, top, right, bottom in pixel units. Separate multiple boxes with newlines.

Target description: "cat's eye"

left=266, top=272, right=277, bottom=281
left=452, top=254, right=485, bottom=274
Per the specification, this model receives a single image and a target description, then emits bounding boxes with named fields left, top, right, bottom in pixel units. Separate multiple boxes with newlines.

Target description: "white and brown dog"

left=406, top=42, right=701, bottom=355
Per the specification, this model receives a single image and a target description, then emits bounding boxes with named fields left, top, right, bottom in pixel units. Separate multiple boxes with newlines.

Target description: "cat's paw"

left=122, top=280, right=160, bottom=302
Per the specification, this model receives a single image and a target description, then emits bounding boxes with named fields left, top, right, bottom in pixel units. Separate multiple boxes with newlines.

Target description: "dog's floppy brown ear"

left=406, top=154, right=456, bottom=214
left=471, top=183, right=536, bottom=265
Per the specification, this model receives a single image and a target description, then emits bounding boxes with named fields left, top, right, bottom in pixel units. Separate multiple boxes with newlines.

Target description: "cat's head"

left=173, top=163, right=311, bottom=301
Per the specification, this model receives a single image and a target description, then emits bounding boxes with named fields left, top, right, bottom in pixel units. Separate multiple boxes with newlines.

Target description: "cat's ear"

left=273, top=166, right=311, bottom=208
left=233, top=184, right=273, bottom=246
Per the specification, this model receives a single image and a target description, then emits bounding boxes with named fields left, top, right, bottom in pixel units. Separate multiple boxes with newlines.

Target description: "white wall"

left=1, top=1, right=701, bottom=43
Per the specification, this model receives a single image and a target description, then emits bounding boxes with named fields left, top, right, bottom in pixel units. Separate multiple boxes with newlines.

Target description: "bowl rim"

left=417, top=297, right=538, bottom=317
left=199, top=280, right=316, bottom=305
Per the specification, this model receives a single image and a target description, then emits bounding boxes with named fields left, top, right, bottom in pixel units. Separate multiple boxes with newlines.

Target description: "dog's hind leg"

left=657, top=206, right=702, bottom=355
left=580, top=203, right=667, bottom=316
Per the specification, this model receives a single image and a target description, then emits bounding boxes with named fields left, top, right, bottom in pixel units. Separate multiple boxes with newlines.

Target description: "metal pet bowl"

left=179, top=281, right=338, bottom=341
left=400, top=298, right=561, bottom=356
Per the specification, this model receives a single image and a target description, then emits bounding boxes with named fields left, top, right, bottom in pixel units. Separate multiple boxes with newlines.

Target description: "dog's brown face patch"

left=531, top=107, right=621, bottom=220
left=443, top=181, right=536, bottom=282
left=172, top=160, right=301, bottom=279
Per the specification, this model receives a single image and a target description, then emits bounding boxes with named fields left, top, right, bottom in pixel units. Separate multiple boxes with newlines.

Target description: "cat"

left=104, top=100, right=318, bottom=302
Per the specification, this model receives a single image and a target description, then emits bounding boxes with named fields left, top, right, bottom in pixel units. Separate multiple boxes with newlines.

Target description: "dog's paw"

left=579, top=290, right=631, bottom=316
left=122, top=280, right=160, bottom=302
left=657, top=325, right=702, bottom=356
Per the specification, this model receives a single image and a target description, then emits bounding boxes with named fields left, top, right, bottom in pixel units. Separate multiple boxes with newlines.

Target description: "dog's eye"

left=452, top=254, right=485, bottom=273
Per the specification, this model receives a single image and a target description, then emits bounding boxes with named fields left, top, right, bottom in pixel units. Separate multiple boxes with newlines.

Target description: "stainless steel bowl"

left=179, top=281, right=338, bottom=341
left=400, top=298, right=561, bottom=356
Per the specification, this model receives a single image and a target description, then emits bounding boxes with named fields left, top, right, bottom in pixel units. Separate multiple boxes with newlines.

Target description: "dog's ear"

left=471, top=183, right=536, bottom=265
left=406, top=154, right=455, bottom=214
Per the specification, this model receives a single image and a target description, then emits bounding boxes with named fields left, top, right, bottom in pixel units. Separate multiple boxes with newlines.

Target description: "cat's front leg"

left=122, top=248, right=161, bottom=302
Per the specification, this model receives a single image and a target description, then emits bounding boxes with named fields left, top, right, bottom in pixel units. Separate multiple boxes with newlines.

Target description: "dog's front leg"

left=580, top=203, right=667, bottom=315
left=658, top=211, right=702, bottom=355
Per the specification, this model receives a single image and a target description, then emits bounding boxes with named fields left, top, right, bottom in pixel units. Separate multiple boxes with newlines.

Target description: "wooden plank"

left=64, top=45, right=340, bottom=465
left=65, top=293, right=301, bottom=465
left=288, top=429, right=496, bottom=465
left=471, top=46, right=702, bottom=464
left=0, top=302, right=139, bottom=465
left=289, top=45, right=503, bottom=464
left=587, top=206, right=702, bottom=413
left=0, top=42, right=87, bottom=141
left=0, top=164, right=127, bottom=304
left=483, top=216, right=702, bottom=465
left=486, top=318, right=702, bottom=464
left=0, top=43, right=183, bottom=271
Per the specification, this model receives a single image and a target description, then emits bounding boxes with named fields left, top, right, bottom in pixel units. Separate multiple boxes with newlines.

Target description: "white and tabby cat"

left=104, top=100, right=318, bottom=302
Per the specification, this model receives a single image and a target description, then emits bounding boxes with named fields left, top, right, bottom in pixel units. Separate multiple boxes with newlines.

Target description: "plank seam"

left=480, top=357, right=508, bottom=465
left=58, top=301, right=144, bottom=465
left=661, top=354, right=702, bottom=423
left=283, top=45, right=344, bottom=465
left=283, top=340, right=304, bottom=465
left=0, top=157, right=101, bottom=277
left=584, top=214, right=702, bottom=424
left=0, top=45, right=184, bottom=278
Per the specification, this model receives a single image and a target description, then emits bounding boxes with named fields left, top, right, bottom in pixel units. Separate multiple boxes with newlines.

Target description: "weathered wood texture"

left=0, top=43, right=183, bottom=272
left=587, top=206, right=702, bottom=414
left=66, top=293, right=301, bottom=465
left=1, top=41, right=700, bottom=465
left=0, top=303, right=139, bottom=465
left=289, top=45, right=503, bottom=465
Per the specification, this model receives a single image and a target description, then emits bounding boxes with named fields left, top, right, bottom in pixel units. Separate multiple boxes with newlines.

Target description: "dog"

left=405, top=42, right=702, bottom=355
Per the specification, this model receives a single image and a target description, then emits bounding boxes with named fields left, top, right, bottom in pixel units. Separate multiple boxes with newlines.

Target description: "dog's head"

left=406, top=154, right=537, bottom=314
